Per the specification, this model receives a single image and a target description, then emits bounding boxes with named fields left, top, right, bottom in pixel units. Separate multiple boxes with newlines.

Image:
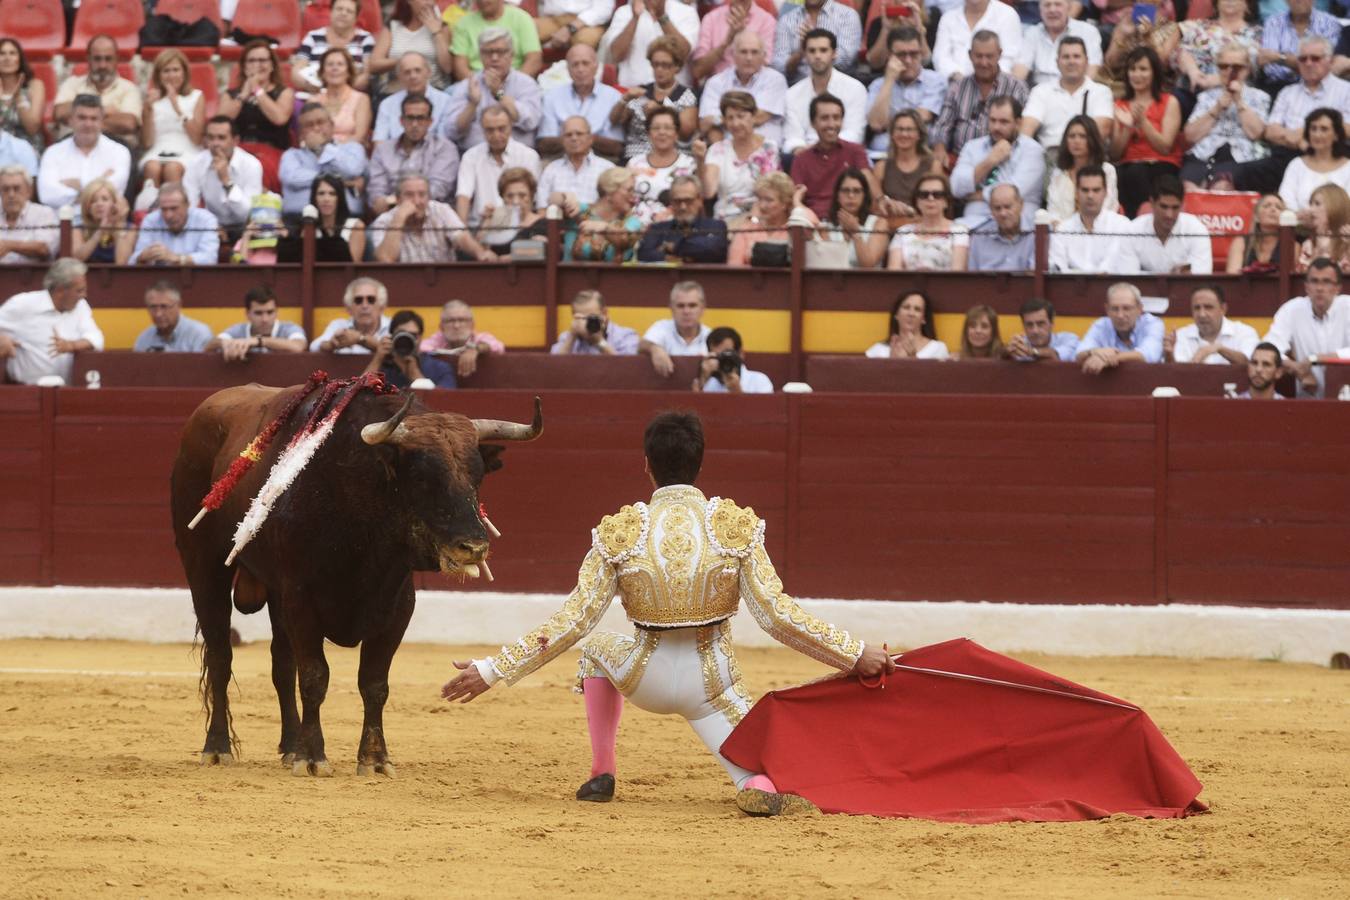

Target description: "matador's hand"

left=852, top=644, right=896, bottom=679
left=441, top=660, right=491, bottom=703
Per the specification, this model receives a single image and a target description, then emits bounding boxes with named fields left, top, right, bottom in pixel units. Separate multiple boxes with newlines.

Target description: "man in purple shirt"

left=788, top=93, right=873, bottom=219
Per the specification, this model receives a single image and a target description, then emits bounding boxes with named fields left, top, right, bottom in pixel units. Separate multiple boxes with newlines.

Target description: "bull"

left=170, top=381, right=541, bottom=776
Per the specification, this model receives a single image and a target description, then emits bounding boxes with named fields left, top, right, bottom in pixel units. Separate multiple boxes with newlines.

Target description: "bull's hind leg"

left=284, top=601, right=333, bottom=777
left=266, top=598, right=303, bottom=765
left=356, top=578, right=415, bottom=778
left=189, top=568, right=237, bottom=766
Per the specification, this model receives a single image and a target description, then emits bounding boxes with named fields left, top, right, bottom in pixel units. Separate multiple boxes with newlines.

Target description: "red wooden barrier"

left=4, top=387, right=1348, bottom=610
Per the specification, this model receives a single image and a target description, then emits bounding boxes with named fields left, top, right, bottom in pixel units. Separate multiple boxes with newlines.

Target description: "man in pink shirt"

left=691, top=0, right=777, bottom=83
left=418, top=298, right=507, bottom=378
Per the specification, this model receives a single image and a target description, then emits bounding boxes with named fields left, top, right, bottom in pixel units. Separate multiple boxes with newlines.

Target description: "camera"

left=585, top=314, right=604, bottom=335
left=392, top=330, right=418, bottom=357
left=714, top=349, right=742, bottom=380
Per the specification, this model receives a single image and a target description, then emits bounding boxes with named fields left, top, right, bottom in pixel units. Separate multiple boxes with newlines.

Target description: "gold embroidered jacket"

left=484, top=485, right=864, bottom=685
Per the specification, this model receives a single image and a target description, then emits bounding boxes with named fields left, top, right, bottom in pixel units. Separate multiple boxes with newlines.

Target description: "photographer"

left=550, top=290, right=639, bottom=355
left=364, top=310, right=458, bottom=389
left=693, top=326, right=773, bottom=393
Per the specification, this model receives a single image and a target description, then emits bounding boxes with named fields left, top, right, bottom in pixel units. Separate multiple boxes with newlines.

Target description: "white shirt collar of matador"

left=476, top=484, right=864, bottom=687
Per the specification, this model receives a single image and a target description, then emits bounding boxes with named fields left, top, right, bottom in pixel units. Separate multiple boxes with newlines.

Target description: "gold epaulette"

left=592, top=504, right=648, bottom=564
left=705, top=498, right=763, bottom=558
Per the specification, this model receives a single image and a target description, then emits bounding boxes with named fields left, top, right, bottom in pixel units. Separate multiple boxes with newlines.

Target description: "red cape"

left=720, top=638, right=1207, bottom=823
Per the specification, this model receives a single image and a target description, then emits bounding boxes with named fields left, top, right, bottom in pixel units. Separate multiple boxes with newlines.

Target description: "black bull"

left=170, top=383, right=541, bottom=776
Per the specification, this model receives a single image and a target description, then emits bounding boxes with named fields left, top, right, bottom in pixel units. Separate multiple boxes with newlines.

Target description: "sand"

left=1, top=638, right=1347, bottom=899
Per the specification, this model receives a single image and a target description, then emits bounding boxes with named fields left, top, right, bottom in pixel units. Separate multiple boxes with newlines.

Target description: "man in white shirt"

left=641, top=280, right=713, bottom=376
left=1049, top=165, right=1137, bottom=273
left=310, top=277, right=392, bottom=354
left=931, top=0, right=1022, bottom=81
left=598, top=0, right=700, bottom=87
left=372, top=172, right=496, bottom=263
left=0, top=165, right=58, bottom=265
left=0, top=258, right=104, bottom=385
left=1013, top=0, right=1102, bottom=85
left=1164, top=284, right=1260, bottom=364
left=698, top=32, right=788, bottom=146
left=1020, top=36, right=1114, bottom=152
left=694, top=326, right=773, bottom=393
left=37, top=95, right=131, bottom=210
left=536, top=0, right=616, bottom=52
left=52, top=36, right=143, bottom=148
left=1263, top=256, right=1350, bottom=395
left=455, top=105, right=542, bottom=228
left=782, top=29, right=867, bottom=155
left=1129, top=176, right=1213, bottom=274
left=183, top=116, right=264, bottom=241
left=536, top=117, right=614, bottom=208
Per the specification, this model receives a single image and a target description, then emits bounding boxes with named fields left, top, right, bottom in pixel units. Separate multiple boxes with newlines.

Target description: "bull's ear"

left=479, top=444, right=506, bottom=474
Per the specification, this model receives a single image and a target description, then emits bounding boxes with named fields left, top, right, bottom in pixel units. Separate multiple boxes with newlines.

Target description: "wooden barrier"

left=2, top=386, right=1347, bottom=610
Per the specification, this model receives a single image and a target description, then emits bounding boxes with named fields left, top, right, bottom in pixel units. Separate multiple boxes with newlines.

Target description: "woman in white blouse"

left=1045, top=115, right=1119, bottom=225
left=885, top=173, right=968, bottom=271
left=1279, top=107, right=1350, bottom=214
left=865, top=290, right=950, bottom=360
left=140, top=49, right=204, bottom=200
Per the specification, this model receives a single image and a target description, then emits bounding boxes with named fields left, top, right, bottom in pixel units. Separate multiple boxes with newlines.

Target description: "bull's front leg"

left=284, top=602, right=333, bottom=777
left=356, top=579, right=415, bottom=778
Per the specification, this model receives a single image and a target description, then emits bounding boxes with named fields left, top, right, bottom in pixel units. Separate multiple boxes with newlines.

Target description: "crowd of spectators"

left=6, top=0, right=1350, bottom=394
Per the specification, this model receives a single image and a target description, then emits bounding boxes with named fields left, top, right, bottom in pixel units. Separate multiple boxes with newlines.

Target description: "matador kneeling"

left=441, top=411, right=895, bottom=815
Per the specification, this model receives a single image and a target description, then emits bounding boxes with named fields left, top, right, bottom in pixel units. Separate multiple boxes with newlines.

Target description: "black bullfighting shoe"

left=735, top=788, right=819, bottom=817
left=576, top=773, right=615, bottom=802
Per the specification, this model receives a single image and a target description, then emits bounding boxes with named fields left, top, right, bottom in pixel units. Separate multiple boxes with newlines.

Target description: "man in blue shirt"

left=1076, top=282, right=1164, bottom=375
left=537, top=44, right=624, bottom=158
left=278, top=103, right=367, bottom=220
left=864, top=26, right=946, bottom=160
left=636, top=176, right=729, bottom=264
left=0, top=131, right=38, bottom=179
left=133, top=281, right=213, bottom=352
left=1006, top=297, right=1079, bottom=362
left=950, top=94, right=1044, bottom=230
left=129, top=183, right=220, bottom=266
left=968, top=184, right=1034, bottom=271
left=365, top=310, right=457, bottom=389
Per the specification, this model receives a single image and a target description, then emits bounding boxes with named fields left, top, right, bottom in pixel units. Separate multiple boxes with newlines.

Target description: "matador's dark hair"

left=644, top=410, right=704, bottom=487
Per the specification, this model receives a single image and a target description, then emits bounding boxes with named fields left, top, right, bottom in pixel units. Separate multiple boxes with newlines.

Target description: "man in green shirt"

left=449, top=0, right=544, bottom=78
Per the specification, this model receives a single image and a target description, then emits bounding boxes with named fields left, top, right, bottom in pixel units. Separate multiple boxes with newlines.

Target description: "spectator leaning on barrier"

left=310, top=277, right=392, bottom=354
left=636, top=175, right=729, bottom=264
left=550, top=289, right=639, bottom=355
left=365, top=310, right=458, bottom=390
left=0, top=164, right=58, bottom=264
left=1128, top=175, right=1213, bottom=275
left=968, top=184, right=1033, bottom=271
left=1076, top=281, right=1165, bottom=375
left=951, top=94, right=1044, bottom=230
left=694, top=326, right=773, bottom=394
left=132, top=281, right=213, bottom=352
left=183, top=116, right=264, bottom=242
left=421, top=299, right=506, bottom=379
left=129, top=183, right=221, bottom=266
left=207, top=284, right=307, bottom=361
left=641, top=280, right=713, bottom=376
left=444, top=29, right=543, bottom=151
left=37, top=94, right=131, bottom=210
left=1049, top=164, right=1137, bottom=273
left=369, top=93, right=461, bottom=216
left=1006, top=297, right=1080, bottom=362
left=782, top=29, right=867, bottom=157
left=373, top=172, right=496, bottom=263
left=1164, top=284, right=1259, bottom=365
left=1234, top=342, right=1285, bottom=399
left=0, top=258, right=104, bottom=385
left=1263, top=256, right=1350, bottom=395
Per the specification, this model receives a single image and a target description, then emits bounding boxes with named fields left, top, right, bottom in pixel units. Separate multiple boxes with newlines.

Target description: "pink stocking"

left=582, top=677, right=623, bottom=778
left=743, top=774, right=777, bottom=792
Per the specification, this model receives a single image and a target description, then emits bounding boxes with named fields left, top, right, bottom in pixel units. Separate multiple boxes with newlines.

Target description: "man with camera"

left=693, top=327, right=773, bottom=393
left=364, top=310, right=458, bottom=389
left=550, top=289, right=639, bottom=355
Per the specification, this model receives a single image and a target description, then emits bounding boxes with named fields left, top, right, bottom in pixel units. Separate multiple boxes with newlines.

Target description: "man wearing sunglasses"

left=309, top=277, right=391, bottom=354
left=1248, top=35, right=1350, bottom=192
left=1180, top=46, right=1271, bottom=191
left=369, top=94, right=461, bottom=216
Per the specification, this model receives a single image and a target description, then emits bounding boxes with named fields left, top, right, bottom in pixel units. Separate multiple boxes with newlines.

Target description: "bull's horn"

left=361, top=392, right=417, bottom=445
left=472, top=396, right=543, bottom=443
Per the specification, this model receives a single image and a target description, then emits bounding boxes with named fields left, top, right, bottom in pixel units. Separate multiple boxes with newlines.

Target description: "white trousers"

left=577, top=620, right=757, bottom=788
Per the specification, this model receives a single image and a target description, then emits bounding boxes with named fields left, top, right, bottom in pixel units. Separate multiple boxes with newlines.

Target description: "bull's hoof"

left=356, top=761, right=396, bottom=779
left=291, top=758, right=334, bottom=778
left=280, top=752, right=298, bottom=767
left=200, top=751, right=235, bottom=767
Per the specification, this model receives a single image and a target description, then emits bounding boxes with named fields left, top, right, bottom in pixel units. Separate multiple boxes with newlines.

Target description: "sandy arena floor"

left=1, top=638, right=1346, bottom=899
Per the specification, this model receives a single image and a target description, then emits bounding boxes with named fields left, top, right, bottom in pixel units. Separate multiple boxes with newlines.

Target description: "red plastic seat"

left=140, top=0, right=226, bottom=60
left=66, top=0, right=147, bottom=61
left=0, top=0, right=67, bottom=61
left=189, top=61, right=221, bottom=117
left=223, top=0, right=303, bottom=54
left=29, top=61, right=59, bottom=138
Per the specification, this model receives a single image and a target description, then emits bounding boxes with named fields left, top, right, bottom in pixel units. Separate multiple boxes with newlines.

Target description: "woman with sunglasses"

left=1174, top=0, right=1260, bottom=100
left=1179, top=44, right=1270, bottom=191
left=885, top=174, right=968, bottom=271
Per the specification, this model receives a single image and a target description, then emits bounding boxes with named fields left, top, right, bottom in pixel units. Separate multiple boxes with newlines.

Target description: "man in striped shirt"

left=931, top=30, right=1029, bottom=162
